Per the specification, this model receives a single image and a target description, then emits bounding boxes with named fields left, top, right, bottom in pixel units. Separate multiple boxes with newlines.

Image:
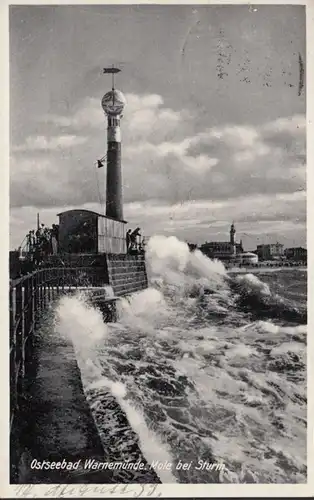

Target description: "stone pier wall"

left=106, top=254, right=148, bottom=297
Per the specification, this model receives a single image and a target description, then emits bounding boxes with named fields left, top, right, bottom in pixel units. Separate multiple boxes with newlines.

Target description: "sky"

left=9, top=4, right=306, bottom=251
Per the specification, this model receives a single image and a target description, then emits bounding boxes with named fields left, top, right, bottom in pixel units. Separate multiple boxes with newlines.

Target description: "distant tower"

left=101, top=67, right=126, bottom=221
left=230, top=222, right=236, bottom=245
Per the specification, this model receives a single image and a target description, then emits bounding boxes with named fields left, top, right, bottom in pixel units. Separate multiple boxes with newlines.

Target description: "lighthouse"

left=230, top=222, right=236, bottom=257
left=101, top=67, right=126, bottom=221
left=230, top=222, right=236, bottom=245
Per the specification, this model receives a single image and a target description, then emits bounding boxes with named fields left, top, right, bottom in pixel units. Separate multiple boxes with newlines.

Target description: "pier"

left=9, top=67, right=159, bottom=484
left=9, top=257, right=155, bottom=483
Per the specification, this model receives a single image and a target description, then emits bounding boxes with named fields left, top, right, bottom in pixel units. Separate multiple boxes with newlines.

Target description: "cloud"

left=9, top=92, right=306, bottom=248
left=13, top=134, right=88, bottom=152
left=122, top=191, right=306, bottom=250
left=40, top=97, right=104, bottom=129
left=121, top=112, right=305, bottom=205
left=39, top=93, right=190, bottom=140
left=9, top=191, right=306, bottom=251
left=10, top=154, right=97, bottom=209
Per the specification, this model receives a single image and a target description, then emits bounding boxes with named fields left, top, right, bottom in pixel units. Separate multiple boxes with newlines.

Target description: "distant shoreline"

left=227, top=265, right=307, bottom=274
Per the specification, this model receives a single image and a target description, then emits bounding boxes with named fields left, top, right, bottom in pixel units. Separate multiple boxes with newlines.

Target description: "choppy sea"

left=54, top=235, right=307, bottom=484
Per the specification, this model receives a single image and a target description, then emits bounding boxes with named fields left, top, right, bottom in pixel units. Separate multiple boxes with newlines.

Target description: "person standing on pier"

left=140, top=236, right=146, bottom=254
left=26, top=230, right=35, bottom=254
left=130, top=227, right=141, bottom=251
left=126, top=229, right=132, bottom=253
left=51, top=224, right=59, bottom=255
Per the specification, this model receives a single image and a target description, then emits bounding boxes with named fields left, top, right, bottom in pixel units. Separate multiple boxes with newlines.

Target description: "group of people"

left=23, top=223, right=144, bottom=262
left=126, top=227, right=145, bottom=254
left=25, top=223, right=59, bottom=264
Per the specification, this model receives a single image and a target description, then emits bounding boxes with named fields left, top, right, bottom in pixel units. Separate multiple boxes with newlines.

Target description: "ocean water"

left=55, top=235, right=307, bottom=484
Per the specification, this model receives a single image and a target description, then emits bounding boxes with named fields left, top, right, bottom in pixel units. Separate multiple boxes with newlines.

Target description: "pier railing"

left=9, top=265, right=111, bottom=480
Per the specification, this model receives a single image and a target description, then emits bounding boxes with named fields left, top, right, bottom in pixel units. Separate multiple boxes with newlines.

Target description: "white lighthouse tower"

left=101, top=67, right=126, bottom=221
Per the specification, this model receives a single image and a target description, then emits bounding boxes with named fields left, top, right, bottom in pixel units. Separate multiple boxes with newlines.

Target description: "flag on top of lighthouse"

left=103, top=67, right=121, bottom=74
left=103, top=66, right=121, bottom=91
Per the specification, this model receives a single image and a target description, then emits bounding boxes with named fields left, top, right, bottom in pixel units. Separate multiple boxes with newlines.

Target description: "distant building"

left=200, top=223, right=243, bottom=262
left=284, top=247, right=307, bottom=262
left=200, top=241, right=235, bottom=261
left=235, top=252, right=259, bottom=265
left=256, top=243, right=284, bottom=261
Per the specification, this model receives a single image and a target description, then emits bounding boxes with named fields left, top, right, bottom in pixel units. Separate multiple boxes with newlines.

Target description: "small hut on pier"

left=57, top=209, right=127, bottom=255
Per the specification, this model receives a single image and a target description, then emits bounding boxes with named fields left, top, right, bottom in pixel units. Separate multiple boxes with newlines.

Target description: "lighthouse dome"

left=101, top=89, right=127, bottom=115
